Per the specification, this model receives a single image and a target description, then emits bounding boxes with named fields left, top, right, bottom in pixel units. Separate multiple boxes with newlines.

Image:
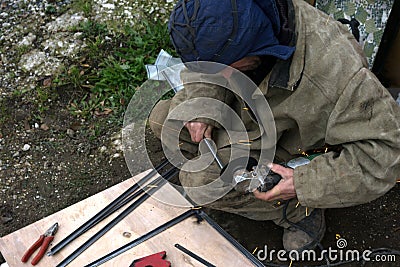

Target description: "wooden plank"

left=0, top=170, right=255, bottom=267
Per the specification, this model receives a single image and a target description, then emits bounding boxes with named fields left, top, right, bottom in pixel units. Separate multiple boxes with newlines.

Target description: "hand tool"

left=232, top=156, right=311, bottom=193
left=231, top=158, right=282, bottom=193
left=202, top=138, right=282, bottom=194
left=129, top=251, right=170, bottom=267
left=21, top=222, right=59, bottom=265
left=174, top=243, right=216, bottom=267
left=203, top=138, right=224, bottom=169
left=226, top=156, right=313, bottom=194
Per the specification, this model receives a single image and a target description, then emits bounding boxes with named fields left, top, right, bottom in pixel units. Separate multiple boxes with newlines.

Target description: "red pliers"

left=21, top=222, right=59, bottom=265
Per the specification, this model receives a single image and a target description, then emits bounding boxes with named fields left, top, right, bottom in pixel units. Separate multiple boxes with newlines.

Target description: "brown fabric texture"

left=149, top=0, right=400, bottom=221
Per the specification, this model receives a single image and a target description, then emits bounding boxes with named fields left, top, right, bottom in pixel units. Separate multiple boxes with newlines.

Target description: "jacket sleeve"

left=294, top=68, right=400, bottom=208
left=167, top=69, right=235, bottom=127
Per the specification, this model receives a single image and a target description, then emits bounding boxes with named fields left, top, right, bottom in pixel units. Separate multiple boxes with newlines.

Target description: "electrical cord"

left=261, top=201, right=400, bottom=267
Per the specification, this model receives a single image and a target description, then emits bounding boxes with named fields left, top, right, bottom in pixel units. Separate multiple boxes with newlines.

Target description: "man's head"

left=168, top=0, right=295, bottom=73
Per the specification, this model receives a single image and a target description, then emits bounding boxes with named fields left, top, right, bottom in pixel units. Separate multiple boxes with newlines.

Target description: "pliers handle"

left=21, top=223, right=58, bottom=265
left=21, top=235, right=54, bottom=265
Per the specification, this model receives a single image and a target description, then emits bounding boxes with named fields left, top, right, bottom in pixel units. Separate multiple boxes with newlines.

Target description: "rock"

left=99, top=146, right=107, bottom=153
left=18, top=32, right=36, bottom=47
left=40, top=123, right=49, bottom=131
left=111, top=132, right=121, bottom=141
left=19, top=50, right=62, bottom=76
left=46, top=12, right=86, bottom=32
left=66, top=128, right=74, bottom=137
left=1, top=216, right=13, bottom=224
left=42, top=77, right=52, bottom=87
left=22, top=144, right=31, bottom=151
left=122, top=232, right=131, bottom=238
left=102, top=3, right=115, bottom=10
left=12, top=151, right=20, bottom=158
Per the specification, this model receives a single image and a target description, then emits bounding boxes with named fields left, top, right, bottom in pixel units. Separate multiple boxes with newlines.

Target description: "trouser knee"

left=148, top=99, right=171, bottom=139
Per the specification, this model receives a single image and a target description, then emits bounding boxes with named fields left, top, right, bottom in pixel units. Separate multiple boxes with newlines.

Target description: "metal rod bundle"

left=84, top=209, right=199, bottom=267
left=55, top=165, right=180, bottom=267
left=49, top=159, right=170, bottom=256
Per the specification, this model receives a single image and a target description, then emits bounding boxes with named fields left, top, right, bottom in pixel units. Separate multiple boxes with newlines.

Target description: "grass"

left=36, top=85, right=60, bottom=114
left=71, top=0, right=93, bottom=17
left=61, top=19, right=174, bottom=121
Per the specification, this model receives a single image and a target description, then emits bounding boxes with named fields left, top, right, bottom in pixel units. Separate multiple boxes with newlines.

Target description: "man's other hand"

left=184, top=121, right=213, bottom=143
left=253, top=163, right=296, bottom=201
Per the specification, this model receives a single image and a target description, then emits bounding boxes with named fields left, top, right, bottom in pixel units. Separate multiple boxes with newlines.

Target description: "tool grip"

left=31, top=236, right=54, bottom=265
left=21, top=235, right=45, bottom=263
left=259, top=172, right=282, bottom=192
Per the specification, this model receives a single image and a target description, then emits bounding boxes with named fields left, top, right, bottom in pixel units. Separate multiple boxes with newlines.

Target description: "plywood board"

left=0, top=170, right=257, bottom=267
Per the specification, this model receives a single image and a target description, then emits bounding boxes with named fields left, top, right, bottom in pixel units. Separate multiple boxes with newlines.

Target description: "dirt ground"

left=0, top=87, right=399, bottom=266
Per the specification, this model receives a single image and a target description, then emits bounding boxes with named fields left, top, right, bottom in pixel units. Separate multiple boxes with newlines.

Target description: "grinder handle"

left=258, top=171, right=282, bottom=192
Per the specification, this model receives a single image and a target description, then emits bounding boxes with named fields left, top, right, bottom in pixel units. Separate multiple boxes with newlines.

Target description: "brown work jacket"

left=166, top=0, right=400, bottom=208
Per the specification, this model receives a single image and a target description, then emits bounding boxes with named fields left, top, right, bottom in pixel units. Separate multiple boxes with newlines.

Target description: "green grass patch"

left=71, top=0, right=93, bottom=17
left=59, top=19, right=175, bottom=121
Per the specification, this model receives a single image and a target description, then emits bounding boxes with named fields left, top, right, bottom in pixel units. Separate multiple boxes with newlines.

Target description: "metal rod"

left=83, top=209, right=198, bottom=267
left=198, top=210, right=265, bottom=267
left=93, top=173, right=170, bottom=226
left=203, top=138, right=224, bottom=169
left=90, top=188, right=145, bottom=228
left=174, top=243, right=216, bottom=267
left=55, top=166, right=180, bottom=267
left=48, top=159, right=169, bottom=256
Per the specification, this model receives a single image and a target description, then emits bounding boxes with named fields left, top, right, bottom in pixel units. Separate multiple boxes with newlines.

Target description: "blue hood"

left=169, top=0, right=295, bottom=72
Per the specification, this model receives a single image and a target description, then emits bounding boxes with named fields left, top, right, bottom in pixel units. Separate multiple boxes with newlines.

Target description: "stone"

left=22, top=144, right=31, bottom=151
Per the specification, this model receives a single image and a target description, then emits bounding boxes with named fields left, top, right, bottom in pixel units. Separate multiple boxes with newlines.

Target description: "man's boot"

left=282, top=208, right=326, bottom=252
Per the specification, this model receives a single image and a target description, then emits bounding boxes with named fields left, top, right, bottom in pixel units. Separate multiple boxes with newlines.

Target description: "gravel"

left=0, top=0, right=172, bottom=247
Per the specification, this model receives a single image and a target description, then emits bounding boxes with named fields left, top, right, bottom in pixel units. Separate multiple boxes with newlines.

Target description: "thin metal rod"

left=203, top=138, right=224, bottom=169
left=92, top=173, right=170, bottom=226
left=55, top=166, right=179, bottom=267
left=48, top=159, right=169, bottom=256
left=90, top=188, right=144, bottom=228
left=83, top=209, right=198, bottom=267
left=174, top=243, right=216, bottom=267
left=198, top=210, right=265, bottom=267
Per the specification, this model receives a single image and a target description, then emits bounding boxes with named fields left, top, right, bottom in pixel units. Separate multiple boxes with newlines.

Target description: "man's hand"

left=253, top=163, right=296, bottom=201
left=184, top=121, right=213, bottom=143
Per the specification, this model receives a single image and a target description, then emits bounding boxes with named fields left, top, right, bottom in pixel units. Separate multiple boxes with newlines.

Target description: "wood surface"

left=0, top=170, right=255, bottom=266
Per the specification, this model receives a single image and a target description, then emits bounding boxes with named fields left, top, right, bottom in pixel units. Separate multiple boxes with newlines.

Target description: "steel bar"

left=203, top=138, right=224, bottom=169
left=91, top=175, right=166, bottom=227
left=198, top=210, right=265, bottom=267
left=174, top=243, right=216, bottom=267
left=55, top=166, right=180, bottom=267
left=83, top=209, right=199, bottom=267
left=48, top=159, right=169, bottom=256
